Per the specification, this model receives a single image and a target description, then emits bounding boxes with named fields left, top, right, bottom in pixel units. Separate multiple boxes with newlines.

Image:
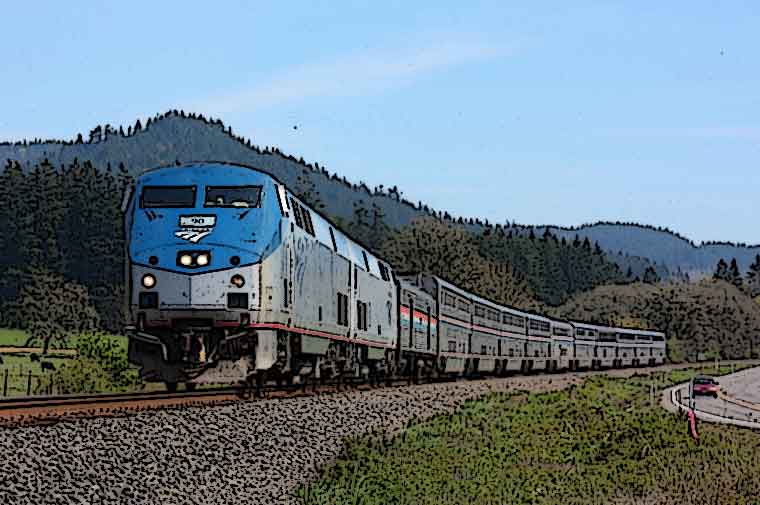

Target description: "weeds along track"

left=0, top=361, right=755, bottom=429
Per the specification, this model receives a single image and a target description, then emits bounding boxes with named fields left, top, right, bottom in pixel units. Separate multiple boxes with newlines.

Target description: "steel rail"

left=1, top=360, right=757, bottom=428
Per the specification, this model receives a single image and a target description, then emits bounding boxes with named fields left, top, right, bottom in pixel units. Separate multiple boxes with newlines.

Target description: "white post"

left=689, top=374, right=695, bottom=411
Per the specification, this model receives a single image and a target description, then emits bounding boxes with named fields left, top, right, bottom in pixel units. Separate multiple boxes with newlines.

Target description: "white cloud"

left=192, top=39, right=511, bottom=115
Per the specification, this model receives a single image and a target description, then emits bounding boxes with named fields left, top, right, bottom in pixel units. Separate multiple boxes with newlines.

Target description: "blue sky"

left=2, top=1, right=759, bottom=244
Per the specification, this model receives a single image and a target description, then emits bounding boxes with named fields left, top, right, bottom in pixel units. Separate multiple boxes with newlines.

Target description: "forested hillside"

left=378, top=217, right=641, bottom=308
left=0, top=110, right=733, bottom=279
left=1, top=113, right=758, bottom=361
left=0, top=159, right=637, bottom=333
left=551, top=279, right=760, bottom=361
left=536, top=222, right=760, bottom=280
left=0, top=159, right=130, bottom=334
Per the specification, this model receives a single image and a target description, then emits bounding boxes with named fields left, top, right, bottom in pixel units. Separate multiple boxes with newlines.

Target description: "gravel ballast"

left=0, top=374, right=592, bottom=504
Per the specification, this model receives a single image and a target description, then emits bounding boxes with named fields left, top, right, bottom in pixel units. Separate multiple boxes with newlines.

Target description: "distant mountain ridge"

left=537, top=223, right=760, bottom=279
left=1, top=110, right=756, bottom=278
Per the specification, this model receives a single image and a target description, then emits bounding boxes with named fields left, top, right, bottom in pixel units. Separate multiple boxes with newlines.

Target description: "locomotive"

left=123, top=162, right=666, bottom=391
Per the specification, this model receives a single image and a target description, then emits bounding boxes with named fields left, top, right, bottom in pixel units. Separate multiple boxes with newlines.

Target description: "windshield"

left=204, top=186, right=262, bottom=208
left=141, top=186, right=196, bottom=208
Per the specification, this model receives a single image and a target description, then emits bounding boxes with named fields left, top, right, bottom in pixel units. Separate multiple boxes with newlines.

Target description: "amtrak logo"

left=175, top=215, right=216, bottom=243
left=175, top=228, right=212, bottom=243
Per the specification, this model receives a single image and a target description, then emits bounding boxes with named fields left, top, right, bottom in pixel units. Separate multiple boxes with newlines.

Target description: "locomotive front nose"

left=131, top=253, right=260, bottom=312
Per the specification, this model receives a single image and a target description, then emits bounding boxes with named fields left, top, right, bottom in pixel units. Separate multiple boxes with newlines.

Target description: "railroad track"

left=0, top=376, right=404, bottom=428
left=0, top=360, right=756, bottom=429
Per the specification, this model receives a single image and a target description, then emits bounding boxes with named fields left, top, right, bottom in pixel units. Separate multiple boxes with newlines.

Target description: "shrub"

left=36, top=332, right=140, bottom=394
left=35, top=358, right=114, bottom=395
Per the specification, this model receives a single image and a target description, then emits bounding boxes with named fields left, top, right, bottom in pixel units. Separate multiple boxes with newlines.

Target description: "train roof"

left=432, top=275, right=540, bottom=318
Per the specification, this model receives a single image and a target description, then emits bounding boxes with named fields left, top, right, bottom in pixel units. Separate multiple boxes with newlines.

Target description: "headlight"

left=179, top=254, right=193, bottom=266
left=196, top=253, right=210, bottom=266
left=231, top=274, right=245, bottom=288
left=141, top=274, right=156, bottom=289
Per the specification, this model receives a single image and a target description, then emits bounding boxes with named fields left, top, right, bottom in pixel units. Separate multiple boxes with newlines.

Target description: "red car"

left=693, top=376, right=720, bottom=398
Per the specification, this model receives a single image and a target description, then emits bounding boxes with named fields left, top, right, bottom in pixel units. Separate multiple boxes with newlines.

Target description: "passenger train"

left=124, top=162, right=666, bottom=391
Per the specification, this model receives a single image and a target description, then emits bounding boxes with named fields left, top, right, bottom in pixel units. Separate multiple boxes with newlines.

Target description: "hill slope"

left=551, top=279, right=760, bottom=361
left=2, top=111, right=756, bottom=278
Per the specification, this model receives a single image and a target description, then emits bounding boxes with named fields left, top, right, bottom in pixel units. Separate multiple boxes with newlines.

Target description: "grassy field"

left=0, top=328, right=30, bottom=347
left=0, top=330, right=133, bottom=396
left=0, top=354, right=71, bottom=396
left=299, top=366, right=760, bottom=505
left=0, top=327, right=131, bottom=350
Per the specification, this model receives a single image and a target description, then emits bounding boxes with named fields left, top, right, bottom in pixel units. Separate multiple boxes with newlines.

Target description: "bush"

left=36, top=332, right=140, bottom=394
left=16, top=268, right=99, bottom=351
left=35, top=358, right=115, bottom=395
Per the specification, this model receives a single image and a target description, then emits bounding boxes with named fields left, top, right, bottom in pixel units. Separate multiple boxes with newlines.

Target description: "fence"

left=1, top=368, right=58, bottom=397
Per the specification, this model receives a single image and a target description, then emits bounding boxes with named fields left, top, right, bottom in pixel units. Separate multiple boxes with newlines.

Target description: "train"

left=123, top=162, right=666, bottom=391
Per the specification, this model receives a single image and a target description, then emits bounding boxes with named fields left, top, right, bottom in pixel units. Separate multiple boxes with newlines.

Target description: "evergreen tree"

left=747, top=254, right=760, bottom=297
left=643, top=266, right=660, bottom=284
left=729, top=258, right=743, bottom=288
left=379, top=218, right=537, bottom=310
left=714, top=258, right=729, bottom=281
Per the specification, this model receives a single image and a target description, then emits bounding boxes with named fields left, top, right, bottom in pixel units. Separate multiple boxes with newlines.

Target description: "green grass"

left=0, top=327, right=128, bottom=350
left=0, top=332, right=133, bottom=396
left=0, top=328, right=30, bottom=347
left=0, top=354, right=71, bottom=396
left=299, top=366, right=760, bottom=505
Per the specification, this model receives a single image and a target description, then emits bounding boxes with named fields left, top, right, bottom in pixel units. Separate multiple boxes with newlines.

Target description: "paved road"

left=671, top=366, right=760, bottom=427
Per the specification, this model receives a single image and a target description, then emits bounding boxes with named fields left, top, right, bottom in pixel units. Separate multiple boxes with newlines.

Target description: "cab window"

left=140, top=186, right=196, bottom=208
left=204, top=186, right=262, bottom=208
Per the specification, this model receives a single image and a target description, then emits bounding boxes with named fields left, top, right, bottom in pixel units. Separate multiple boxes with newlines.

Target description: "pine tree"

left=729, top=258, right=743, bottom=287
left=714, top=258, right=729, bottom=281
left=747, top=254, right=760, bottom=297
left=643, top=266, right=660, bottom=284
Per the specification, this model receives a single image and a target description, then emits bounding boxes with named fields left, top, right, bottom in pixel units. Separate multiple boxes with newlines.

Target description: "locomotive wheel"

left=237, top=386, right=252, bottom=400
left=165, top=381, right=178, bottom=393
left=185, top=382, right=197, bottom=392
left=255, top=373, right=265, bottom=399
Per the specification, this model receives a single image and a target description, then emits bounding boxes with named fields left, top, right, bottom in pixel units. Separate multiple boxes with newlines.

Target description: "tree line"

left=553, top=279, right=760, bottom=361
left=375, top=217, right=639, bottom=309
left=714, top=256, right=760, bottom=298
left=0, top=159, right=131, bottom=347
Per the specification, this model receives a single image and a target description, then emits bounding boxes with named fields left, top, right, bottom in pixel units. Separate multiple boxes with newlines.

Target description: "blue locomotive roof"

left=126, top=162, right=282, bottom=272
